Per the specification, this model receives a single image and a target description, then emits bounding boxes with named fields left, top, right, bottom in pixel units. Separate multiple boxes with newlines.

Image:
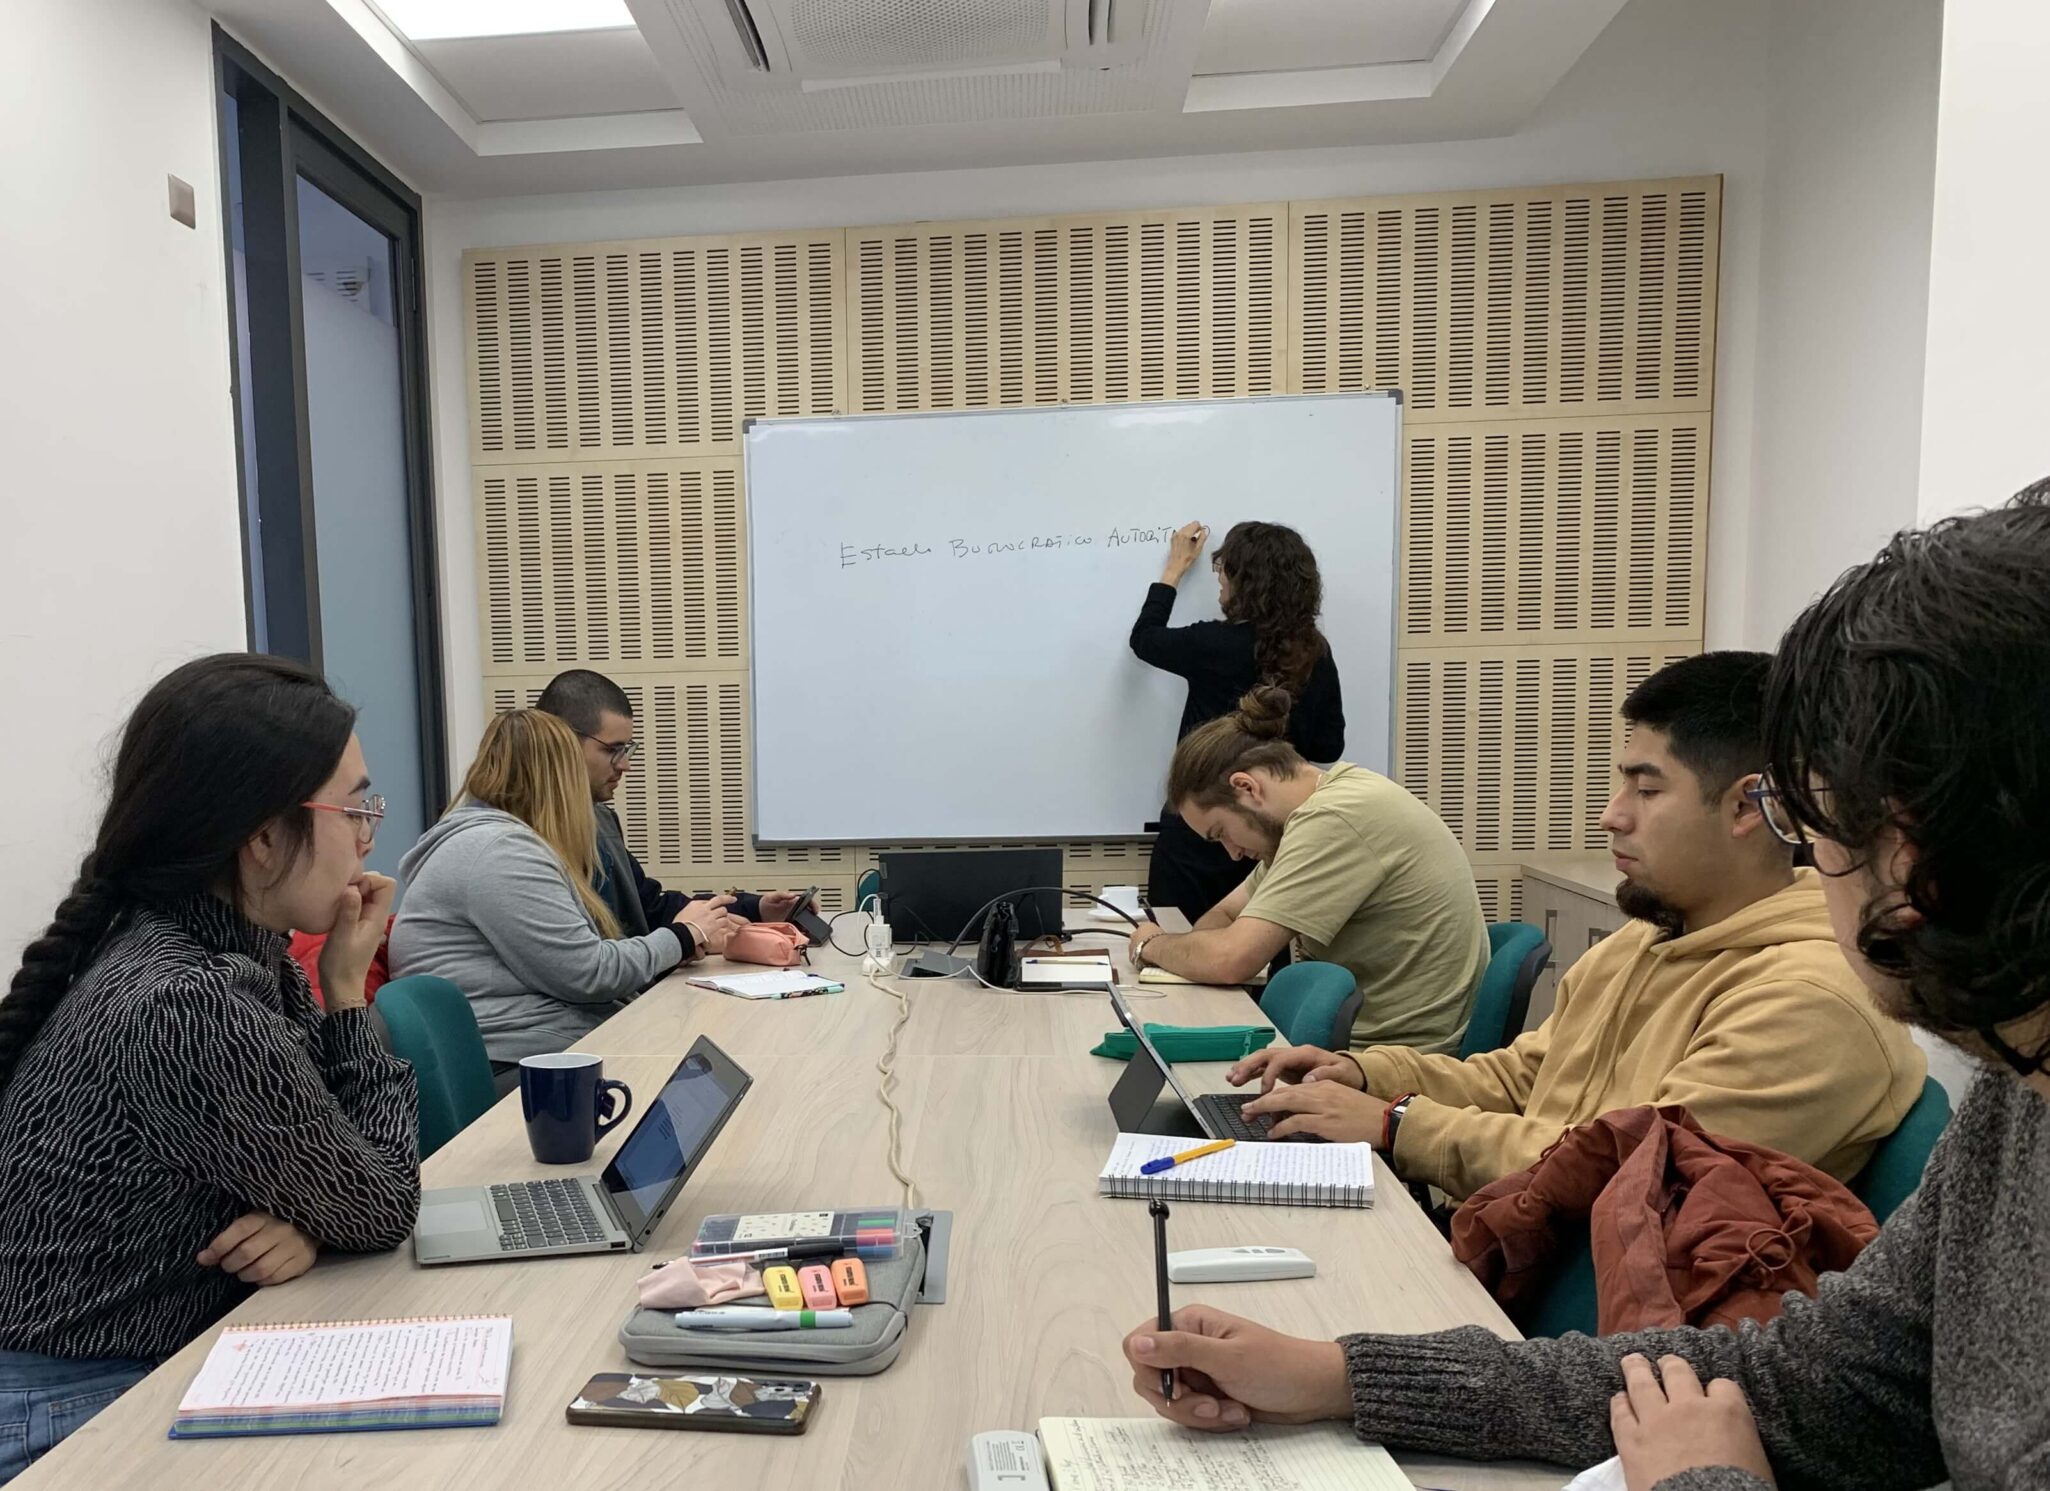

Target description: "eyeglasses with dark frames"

left=580, top=733, right=638, bottom=768
left=1744, top=772, right=1808, bottom=847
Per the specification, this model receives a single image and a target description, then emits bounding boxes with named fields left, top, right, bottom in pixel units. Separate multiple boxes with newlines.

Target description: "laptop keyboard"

left=491, top=1179, right=608, bottom=1252
left=1194, top=1092, right=1323, bottom=1144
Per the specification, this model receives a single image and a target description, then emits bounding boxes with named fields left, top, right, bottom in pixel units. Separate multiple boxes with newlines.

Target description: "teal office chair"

left=1849, top=1076, right=1951, bottom=1224
left=1459, top=922, right=1552, bottom=1059
left=1260, top=961, right=1361, bottom=1050
left=375, top=975, right=499, bottom=1160
left=1518, top=1077, right=1954, bottom=1338
left=1517, top=1237, right=1600, bottom=1338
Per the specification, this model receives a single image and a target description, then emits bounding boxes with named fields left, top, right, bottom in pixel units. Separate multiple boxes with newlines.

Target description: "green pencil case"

left=1090, top=1023, right=1276, bottom=1062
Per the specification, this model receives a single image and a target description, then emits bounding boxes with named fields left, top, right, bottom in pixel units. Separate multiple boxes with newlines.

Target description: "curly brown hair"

left=1215, top=521, right=1329, bottom=692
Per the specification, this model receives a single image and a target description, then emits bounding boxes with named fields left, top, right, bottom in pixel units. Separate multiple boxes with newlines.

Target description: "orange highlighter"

left=830, top=1257, right=870, bottom=1306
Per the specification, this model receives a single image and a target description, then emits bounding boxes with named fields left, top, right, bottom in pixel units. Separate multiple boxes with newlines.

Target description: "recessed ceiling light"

left=372, top=0, right=636, bottom=42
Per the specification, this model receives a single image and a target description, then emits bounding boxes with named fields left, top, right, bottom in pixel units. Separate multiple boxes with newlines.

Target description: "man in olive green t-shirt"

left=1130, top=693, right=1487, bottom=1053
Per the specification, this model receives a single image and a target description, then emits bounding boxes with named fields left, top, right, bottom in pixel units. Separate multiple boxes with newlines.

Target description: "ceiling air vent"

left=691, top=0, right=1142, bottom=86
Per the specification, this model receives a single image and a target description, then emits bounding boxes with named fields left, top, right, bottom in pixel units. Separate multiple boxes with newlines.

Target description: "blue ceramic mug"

left=519, top=1053, right=633, bottom=1164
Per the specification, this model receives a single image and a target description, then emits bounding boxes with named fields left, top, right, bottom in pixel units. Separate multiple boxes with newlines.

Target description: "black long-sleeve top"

left=0, top=895, right=420, bottom=1360
left=1129, top=582, right=1345, bottom=759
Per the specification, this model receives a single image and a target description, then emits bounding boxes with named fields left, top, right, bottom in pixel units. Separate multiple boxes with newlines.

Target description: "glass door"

left=294, top=169, right=428, bottom=875
left=216, top=31, right=445, bottom=880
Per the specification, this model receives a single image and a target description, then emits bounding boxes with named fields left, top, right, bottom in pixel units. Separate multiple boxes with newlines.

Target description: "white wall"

left=1742, top=0, right=1942, bottom=648
left=1917, top=0, right=2050, bottom=522
left=0, top=0, right=247, bottom=964
left=423, top=0, right=1775, bottom=772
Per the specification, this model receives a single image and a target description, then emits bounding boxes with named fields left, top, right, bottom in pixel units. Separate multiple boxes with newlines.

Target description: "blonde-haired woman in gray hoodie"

left=390, top=710, right=741, bottom=1083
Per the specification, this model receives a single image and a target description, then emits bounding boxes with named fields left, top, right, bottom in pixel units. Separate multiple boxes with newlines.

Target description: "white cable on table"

left=866, top=966, right=920, bottom=1211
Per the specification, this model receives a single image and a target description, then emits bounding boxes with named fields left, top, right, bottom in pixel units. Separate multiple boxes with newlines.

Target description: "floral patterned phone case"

left=565, top=1372, right=820, bottom=1434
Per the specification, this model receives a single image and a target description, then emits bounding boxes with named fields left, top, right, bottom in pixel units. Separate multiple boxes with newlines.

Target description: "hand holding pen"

left=1150, top=1200, right=1175, bottom=1402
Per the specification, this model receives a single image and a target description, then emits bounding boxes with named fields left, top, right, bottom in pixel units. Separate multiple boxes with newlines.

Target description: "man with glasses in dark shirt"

left=535, top=670, right=806, bottom=958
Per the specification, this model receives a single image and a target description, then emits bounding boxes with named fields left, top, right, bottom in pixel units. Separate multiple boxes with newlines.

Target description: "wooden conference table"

left=24, top=927, right=1562, bottom=1490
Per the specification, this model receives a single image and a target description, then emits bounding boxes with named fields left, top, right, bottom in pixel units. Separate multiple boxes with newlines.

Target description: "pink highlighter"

left=797, top=1264, right=839, bottom=1310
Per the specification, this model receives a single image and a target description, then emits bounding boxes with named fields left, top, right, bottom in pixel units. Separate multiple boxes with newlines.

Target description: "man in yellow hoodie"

left=1233, top=651, right=1927, bottom=1202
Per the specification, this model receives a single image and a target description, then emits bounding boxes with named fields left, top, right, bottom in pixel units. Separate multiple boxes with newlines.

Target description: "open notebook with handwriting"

left=1038, top=1418, right=1413, bottom=1490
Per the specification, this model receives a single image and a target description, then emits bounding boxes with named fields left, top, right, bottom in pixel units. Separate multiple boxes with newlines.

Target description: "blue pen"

left=1139, top=1139, right=1236, bottom=1176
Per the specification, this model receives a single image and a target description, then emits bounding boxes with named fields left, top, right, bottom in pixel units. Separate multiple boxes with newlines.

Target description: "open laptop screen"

left=1108, top=984, right=1205, bottom=1114
left=601, top=1037, right=752, bottom=1244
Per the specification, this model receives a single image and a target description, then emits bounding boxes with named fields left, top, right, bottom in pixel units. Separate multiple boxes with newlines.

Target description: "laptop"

left=413, top=1036, right=752, bottom=1265
left=1104, top=985, right=1319, bottom=1144
left=877, top=847, right=1063, bottom=944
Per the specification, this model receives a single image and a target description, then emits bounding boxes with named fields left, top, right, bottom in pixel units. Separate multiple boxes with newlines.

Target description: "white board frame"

left=744, top=391, right=1401, bottom=845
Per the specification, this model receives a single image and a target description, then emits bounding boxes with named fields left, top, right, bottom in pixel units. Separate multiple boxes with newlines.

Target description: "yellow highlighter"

left=763, top=1265, right=804, bottom=1310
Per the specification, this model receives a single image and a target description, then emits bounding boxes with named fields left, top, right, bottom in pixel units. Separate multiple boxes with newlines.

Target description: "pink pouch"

left=636, top=1257, right=764, bottom=1309
left=723, top=921, right=810, bottom=968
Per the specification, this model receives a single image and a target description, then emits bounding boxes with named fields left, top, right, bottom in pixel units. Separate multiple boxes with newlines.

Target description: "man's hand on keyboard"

left=1238, top=1080, right=1389, bottom=1146
left=1225, top=1043, right=1365, bottom=1094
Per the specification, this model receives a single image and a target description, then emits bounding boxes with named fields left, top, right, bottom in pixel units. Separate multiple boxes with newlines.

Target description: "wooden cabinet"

left=1518, top=854, right=1629, bottom=1031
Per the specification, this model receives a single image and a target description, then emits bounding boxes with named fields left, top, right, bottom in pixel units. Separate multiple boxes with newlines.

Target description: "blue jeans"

left=0, top=1352, right=155, bottom=1485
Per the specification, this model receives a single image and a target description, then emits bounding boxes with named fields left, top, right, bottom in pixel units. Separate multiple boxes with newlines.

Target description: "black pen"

left=682, top=1240, right=847, bottom=1265
left=1150, top=1200, right=1175, bottom=1401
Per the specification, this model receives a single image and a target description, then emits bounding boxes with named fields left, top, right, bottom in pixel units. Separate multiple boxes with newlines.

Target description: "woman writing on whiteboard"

left=1130, top=521, right=1343, bottom=918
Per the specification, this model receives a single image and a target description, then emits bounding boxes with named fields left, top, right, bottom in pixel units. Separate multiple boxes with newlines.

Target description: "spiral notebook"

left=1097, top=1134, right=1374, bottom=1208
left=169, top=1315, right=513, bottom=1439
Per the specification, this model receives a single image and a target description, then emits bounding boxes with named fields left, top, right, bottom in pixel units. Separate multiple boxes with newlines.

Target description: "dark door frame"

left=213, top=25, right=448, bottom=807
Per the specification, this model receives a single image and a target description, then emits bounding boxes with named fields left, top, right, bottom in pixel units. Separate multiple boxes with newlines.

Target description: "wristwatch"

left=1129, top=932, right=1157, bottom=970
left=1382, top=1091, right=1419, bottom=1152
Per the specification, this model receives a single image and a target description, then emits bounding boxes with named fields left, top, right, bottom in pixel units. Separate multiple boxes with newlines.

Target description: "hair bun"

left=1235, top=685, right=1293, bottom=740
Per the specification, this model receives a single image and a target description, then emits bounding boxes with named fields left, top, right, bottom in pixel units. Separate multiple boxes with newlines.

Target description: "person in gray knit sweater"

left=1122, top=482, right=2050, bottom=1491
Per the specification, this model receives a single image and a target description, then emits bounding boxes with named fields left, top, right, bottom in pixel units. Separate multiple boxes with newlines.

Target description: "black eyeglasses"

left=580, top=733, right=638, bottom=767
left=1744, top=772, right=1808, bottom=847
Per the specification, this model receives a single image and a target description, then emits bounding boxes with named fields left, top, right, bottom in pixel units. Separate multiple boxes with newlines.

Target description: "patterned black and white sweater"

left=0, top=895, right=419, bottom=1360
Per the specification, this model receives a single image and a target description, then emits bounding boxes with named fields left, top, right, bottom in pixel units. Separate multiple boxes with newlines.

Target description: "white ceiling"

left=1194, top=0, right=1468, bottom=75
left=411, top=28, right=676, bottom=123
left=205, top=0, right=1635, bottom=199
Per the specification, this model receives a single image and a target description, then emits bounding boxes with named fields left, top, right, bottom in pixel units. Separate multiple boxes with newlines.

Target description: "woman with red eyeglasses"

left=0, top=653, right=419, bottom=1484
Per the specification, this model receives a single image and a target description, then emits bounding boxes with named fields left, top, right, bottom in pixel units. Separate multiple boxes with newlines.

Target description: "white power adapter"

left=863, top=915, right=895, bottom=975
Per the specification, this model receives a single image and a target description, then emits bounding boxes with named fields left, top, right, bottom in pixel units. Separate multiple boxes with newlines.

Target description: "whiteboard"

left=746, top=393, right=1400, bottom=844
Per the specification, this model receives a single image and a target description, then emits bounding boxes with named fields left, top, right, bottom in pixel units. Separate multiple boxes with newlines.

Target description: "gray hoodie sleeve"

left=1336, top=1108, right=1954, bottom=1491
left=454, top=825, right=684, bottom=1005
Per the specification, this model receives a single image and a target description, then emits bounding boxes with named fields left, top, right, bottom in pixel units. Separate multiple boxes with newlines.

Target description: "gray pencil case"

left=618, top=1234, right=925, bottom=1377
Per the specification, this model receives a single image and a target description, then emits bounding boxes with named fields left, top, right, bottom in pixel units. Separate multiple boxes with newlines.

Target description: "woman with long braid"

left=0, top=654, right=419, bottom=1484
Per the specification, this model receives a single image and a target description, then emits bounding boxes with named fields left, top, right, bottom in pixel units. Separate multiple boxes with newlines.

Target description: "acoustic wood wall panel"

left=1393, top=644, right=1695, bottom=860
left=489, top=675, right=865, bottom=890
left=467, top=231, right=843, bottom=463
left=1469, top=866, right=1526, bottom=928
left=1294, top=179, right=1718, bottom=423
left=478, top=460, right=744, bottom=675
left=846, top=205, right=1287, bottom=412
left=1398, top=415, right=1708, bottom=646
left=464, top=179, right=1716, bottom=914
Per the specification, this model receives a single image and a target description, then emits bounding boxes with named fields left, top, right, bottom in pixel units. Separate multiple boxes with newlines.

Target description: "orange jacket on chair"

left=287, top=916, right=396, bottom=1010
left=1451, top=1103, right=1879, bottom=1335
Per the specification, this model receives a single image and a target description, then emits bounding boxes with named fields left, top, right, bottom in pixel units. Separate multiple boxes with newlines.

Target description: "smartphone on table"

left=566, top=1372, right=821, bottom=1434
